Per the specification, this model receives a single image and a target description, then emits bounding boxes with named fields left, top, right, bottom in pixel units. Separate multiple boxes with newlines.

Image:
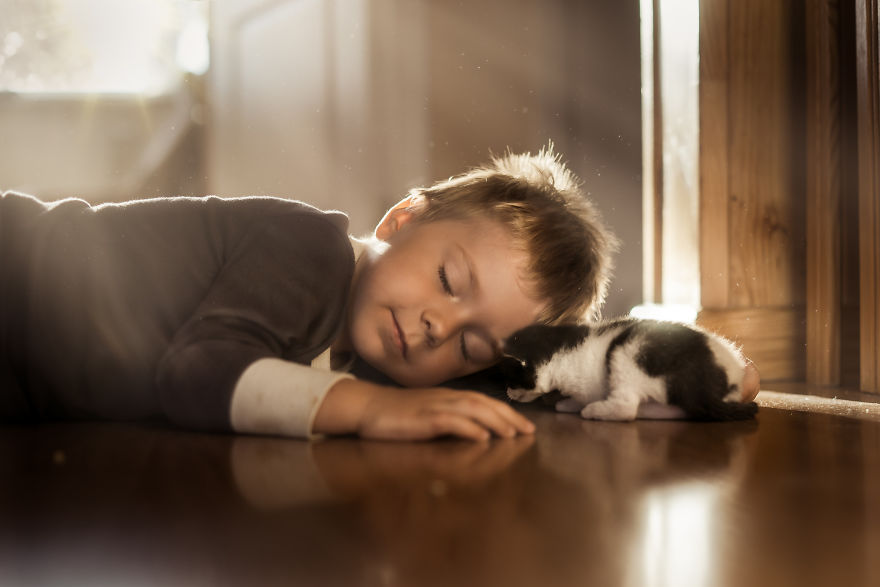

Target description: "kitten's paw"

left=555, top=398, right=583, bottom=413
left=580, top=400, right=638, bottom=421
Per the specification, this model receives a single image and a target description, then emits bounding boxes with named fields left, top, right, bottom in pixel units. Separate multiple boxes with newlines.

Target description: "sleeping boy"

left=0, top=146, right=759, bottom=440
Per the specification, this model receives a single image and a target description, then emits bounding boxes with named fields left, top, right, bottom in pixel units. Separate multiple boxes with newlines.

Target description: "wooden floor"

left=2, top=385, right=879, bottom=587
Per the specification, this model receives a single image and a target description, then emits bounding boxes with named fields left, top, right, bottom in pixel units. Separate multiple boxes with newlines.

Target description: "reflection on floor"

left=1, top=384, right=879, bottom=587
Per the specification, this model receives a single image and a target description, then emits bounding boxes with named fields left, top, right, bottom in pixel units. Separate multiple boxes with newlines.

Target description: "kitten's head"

left=500, top=323, right=589, bottom=403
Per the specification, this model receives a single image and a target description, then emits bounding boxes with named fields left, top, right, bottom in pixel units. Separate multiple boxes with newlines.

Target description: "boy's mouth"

left=391, top=311, right=408, bottom=359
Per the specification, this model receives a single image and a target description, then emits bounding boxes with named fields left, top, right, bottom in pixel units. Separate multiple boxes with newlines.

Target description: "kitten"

left=500, top=317, right=758, bottom=421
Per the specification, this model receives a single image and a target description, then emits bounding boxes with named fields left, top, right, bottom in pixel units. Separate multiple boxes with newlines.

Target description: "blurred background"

left=0, top=0, right=643, bottom=318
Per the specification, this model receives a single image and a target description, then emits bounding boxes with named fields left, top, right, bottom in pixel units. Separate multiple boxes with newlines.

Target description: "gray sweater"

left=0, top=191, right=355, bottom=432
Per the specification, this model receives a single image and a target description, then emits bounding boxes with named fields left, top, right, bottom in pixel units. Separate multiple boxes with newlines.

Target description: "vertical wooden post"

left=696, top=0, right=806, bottom=382
left=699, top=0, right=730, bottom=310
left=651, top=0, right=665, bottom=303
left=805, top=0, right=842, bottom=386
left=855, top=0, right=880, bottom=393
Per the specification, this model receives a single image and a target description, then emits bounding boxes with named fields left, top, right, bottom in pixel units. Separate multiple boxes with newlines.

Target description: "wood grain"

left=5, top=400, right=879, bottom=586
left=699, top=0, right=730, bottom=309
left=698, top=306, right=806, bottom=381
left=805, top=0, right=842, bottom=385
left=697, top=0, right=805, bottom=382
left=856, top=0, right=880, bottom=393
left=728, top=0, right=805, bottom=309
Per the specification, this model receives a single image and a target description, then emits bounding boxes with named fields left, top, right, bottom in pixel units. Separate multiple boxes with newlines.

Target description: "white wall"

left=0, top=90, right=201, bottom=201
left=207, top=0, right=430, bottom=236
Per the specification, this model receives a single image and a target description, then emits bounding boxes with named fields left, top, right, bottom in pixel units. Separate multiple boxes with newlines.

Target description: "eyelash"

left=438, top=266, right=471, bottom=361
left=460, top=334, right=471, bottom=362
left=438, top=266, right=454, bottom=295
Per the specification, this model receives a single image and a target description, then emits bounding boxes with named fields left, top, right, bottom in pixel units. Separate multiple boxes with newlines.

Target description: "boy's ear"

left=374, top=196, right=420, bottom=241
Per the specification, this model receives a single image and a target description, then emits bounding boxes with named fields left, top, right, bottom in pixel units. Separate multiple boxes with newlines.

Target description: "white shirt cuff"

left=229, top=357, right=354, bottom=439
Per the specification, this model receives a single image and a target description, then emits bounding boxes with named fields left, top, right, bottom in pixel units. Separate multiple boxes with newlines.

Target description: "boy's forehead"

left=466, top=229, right=546, bottom=311
left=384, top=217, right=549, bottom=340
left=420, top=218, right=511, bottom=259
left=421, top=216, right=512, bottom=246
left=405, top=217, right=542, bottom=297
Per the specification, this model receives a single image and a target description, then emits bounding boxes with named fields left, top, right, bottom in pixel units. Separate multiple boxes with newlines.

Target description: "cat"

left=500, top=317, right=759, bottom=421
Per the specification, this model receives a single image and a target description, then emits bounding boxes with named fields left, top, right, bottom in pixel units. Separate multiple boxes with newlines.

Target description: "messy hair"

left=405, top=144, right=617, bottom=324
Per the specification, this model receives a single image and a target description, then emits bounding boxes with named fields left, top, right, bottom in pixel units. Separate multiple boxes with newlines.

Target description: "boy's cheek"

left=347, top=309, right=465, bottom=386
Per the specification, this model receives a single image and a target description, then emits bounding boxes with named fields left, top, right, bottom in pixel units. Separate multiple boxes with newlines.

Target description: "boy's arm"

left=314, top=378, right=535, bottom=441
left=229, top=358, right=534, bottom=441
left=156, top=211, right=355, bottom=433
left=229, top=357, right=354, bottom=438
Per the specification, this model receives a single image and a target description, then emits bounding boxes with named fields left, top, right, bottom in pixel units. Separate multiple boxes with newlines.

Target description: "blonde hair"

left=406, top=144, right=617, bottom=324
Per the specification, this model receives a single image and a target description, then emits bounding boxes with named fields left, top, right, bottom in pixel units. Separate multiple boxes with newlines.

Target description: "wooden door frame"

left=805, top=0, right=842, bottom=386
left=856, top=0, right=880, bottom=393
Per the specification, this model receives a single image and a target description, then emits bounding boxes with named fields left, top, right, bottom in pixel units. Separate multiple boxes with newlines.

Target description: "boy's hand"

left=315, top=378, right=535, bottom=441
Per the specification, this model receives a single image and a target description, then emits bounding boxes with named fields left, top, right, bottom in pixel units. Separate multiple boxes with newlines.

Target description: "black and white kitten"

left=500, top=317, right=758, bottom=421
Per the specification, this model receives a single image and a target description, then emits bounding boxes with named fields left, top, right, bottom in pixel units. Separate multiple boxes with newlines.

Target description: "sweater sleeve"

left=229, top=357, right=354, bottom=438
left=155, top=211, right=354, bottom=433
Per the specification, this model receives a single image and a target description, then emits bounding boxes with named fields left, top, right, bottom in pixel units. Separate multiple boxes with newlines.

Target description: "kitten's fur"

left=500, top=318, right=758, bottom=421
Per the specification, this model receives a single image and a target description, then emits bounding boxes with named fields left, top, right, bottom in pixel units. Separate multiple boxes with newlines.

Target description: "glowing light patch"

left=629, top=303, right=698, bottom=324
left=0, top=0, right=208, bottom=94
left=634, top=482, right=719, bottom=587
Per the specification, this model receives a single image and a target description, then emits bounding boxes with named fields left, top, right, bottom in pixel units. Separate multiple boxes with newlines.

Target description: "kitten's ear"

left=500, top=352, right=527, bottom=367
left=500, top=334, right=529, bottom=365
left=497, top=356, right=527, bottom=383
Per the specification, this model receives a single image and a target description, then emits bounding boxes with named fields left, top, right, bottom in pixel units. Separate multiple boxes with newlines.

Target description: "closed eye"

left=438, top=266, right=454, bottom=295
left=439, top=266, right=486, bottom=363
left=438, top=266, right=468, bottom=359
left=460, top=332, right=471, bottom=362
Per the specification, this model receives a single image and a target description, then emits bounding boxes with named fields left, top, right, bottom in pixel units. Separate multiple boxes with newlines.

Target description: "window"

left=637, top=0, right=700, bottom=321
left=0, top=0, right=208, bottom=95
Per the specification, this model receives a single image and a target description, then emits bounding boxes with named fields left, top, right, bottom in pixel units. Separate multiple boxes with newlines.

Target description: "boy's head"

left=344, top=145, right=617, bottom=386
left=401, top=145, right=616, bottom=325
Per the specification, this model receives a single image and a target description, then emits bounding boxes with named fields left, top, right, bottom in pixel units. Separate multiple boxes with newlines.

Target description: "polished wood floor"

left=2, top=385, right=879, bottom=587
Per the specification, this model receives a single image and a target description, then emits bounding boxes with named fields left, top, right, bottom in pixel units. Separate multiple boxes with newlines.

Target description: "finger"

left=426, top=412, right=492, bottom=442
left=445, top=395, right=527, bottom=438
left=362, top=412, right=489, bottom=442
left=497, top=404, right=536, bottom=434
left=438, top=395, right=516, bottom=438
left=474, top=395, right=536, bottom=435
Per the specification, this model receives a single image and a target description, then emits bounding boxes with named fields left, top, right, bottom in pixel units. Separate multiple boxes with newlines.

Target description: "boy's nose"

left=421, top=305, right=468, bottom=346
